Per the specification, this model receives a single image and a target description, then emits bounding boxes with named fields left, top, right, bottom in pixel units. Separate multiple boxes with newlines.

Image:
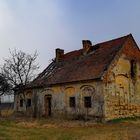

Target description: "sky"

left=0, top=0, right=140, bottom=72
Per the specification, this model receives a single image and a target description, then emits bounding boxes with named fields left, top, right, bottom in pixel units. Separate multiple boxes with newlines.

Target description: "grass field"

left=0, top=117, right=140, bottom=140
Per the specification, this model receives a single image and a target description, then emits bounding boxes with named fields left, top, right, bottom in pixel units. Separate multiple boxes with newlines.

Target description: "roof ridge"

left=64, top=49, right=82, bottom=55
left=64, top=34, right=131, bottom=56
left=95, top=34, right=131, bottom=46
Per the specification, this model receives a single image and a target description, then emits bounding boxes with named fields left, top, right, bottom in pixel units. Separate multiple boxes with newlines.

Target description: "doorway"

left=44, top=95, right=52, bottom=117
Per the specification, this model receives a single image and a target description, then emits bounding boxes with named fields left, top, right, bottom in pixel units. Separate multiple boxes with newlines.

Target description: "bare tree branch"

left=1, top=49, right=39, bottom=97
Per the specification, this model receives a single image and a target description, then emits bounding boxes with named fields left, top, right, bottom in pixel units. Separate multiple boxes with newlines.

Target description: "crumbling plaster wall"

left=15, top=90, right=33, bottom=114
left=33, top=81, right=104, bottom=119
left=104, top=51, right=140, bottom=120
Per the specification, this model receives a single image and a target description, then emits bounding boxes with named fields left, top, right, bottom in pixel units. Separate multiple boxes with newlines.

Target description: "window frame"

left=130, top=60, right=136, bottom=78
left=27, top=98, right=31, bottom=107
left=69, top=97, right=76, bottom=108
left=20, top=99, right=23, bottom=107
left=84, top=96, right=92, bottom=108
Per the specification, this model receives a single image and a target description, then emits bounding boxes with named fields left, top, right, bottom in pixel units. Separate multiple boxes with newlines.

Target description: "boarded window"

left=131, top=60, right=136, bottom=78
left=84, top=96, right=91, bottom=108
left=69, top=97, right=75, bottom=108
left=20, top=99, right=23, bottom=107
left=27, top=99, right=31, bottom=107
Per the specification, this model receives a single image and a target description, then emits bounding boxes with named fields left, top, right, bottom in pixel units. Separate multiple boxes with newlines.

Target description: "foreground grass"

left=0, top=118, right=140, bottom=140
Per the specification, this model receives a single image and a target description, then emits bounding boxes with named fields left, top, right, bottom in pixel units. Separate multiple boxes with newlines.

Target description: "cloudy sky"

left=0, top=0, right=140, bottom=71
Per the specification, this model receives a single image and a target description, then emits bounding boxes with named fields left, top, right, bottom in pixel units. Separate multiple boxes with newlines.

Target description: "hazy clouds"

left=0, top=0, right=140, bottom=71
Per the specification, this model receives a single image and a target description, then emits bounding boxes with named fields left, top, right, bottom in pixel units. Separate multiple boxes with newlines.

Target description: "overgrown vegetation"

left=0, top=112, right=140, bottom=140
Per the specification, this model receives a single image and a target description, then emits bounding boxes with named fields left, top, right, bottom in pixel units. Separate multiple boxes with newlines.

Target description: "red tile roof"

left=30, top=34, right=132, bottom=88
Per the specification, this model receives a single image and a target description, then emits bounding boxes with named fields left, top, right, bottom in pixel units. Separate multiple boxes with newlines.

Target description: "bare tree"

left=0, top=74, right=12, bottom=116
left=1, top=49, right=39, bottom=109
left=0, top=74, right=12, bottom=96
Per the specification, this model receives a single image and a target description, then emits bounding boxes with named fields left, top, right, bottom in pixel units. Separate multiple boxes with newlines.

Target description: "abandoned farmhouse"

left=14, top=34, right=140, bottom=121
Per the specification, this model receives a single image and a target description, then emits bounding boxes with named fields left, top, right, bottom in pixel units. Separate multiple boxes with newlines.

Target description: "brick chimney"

left=55, top=48, right=64, bottom=62
left=82, top=40, right=92, bottom=55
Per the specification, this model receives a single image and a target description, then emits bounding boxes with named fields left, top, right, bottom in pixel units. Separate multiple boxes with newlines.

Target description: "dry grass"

left=0, top=110, right=140, bottom=140
left=0, top=117, right=140, bottom=140
left=1, top=109, right=14, bottom=117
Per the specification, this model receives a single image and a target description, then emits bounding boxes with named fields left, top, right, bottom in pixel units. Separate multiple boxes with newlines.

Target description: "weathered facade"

left=14, top=34, right=140, bottom=121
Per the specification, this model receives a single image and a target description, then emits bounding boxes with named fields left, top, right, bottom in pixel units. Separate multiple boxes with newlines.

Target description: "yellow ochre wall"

left=104, top=52, right=140, bottom=120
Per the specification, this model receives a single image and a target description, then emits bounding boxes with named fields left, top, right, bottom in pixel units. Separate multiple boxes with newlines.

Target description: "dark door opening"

left=44, top=95, right=52, bottom=117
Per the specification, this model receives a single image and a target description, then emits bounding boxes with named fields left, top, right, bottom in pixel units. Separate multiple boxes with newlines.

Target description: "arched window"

left=80, top=85, right=95, bottom=108
left=80, top=85, right=95, bottom=96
